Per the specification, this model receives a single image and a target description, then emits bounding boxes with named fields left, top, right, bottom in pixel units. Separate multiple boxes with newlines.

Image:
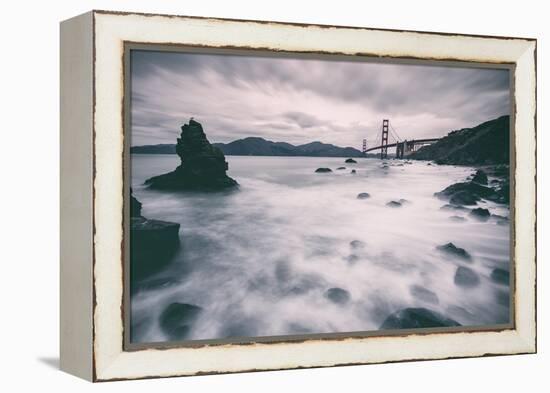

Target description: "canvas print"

left=128, top=48, right=512, bottom=345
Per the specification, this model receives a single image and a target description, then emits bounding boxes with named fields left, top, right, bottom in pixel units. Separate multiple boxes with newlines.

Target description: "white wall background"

left=0, top=0, right=546, bottom=391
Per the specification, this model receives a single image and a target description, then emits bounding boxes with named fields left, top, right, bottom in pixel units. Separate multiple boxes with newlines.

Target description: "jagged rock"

left=386, top=201, right=402, bottom=208
left=454, top=266, right=480, bottom=287
left=159, top=303, right=203, bottom=340
left=315, top=167, right=332, bottom=173
left=436, top=242, right=472, bottom=261
left=145, top=119, right=238, bottom=191
left=380, top=307, right=461, bottom=329
left=435, top=181, right=495, bottom=206
left=471, top=169, right=488, bottom=185
left=131, top=217, right=180, bottom=281
left=450, top=190, right=479, bottom=205
left=469, top=207, right=491, bottom=221
left=410, top=285, right=439, bottom=304
left=345, top=158, right=357, bottom=164
left=357, top=192, right=371, bottom=199
left=325, top=288, right=351, bottom=304
left=490, top=268, right=510, bottom=285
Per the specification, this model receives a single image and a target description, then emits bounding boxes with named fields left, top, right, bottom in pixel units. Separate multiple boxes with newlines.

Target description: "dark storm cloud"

left=130, top=50, right=510, bottom=147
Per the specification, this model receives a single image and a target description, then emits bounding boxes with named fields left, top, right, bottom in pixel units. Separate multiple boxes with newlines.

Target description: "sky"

left=130, top=49, right=510, bottom=149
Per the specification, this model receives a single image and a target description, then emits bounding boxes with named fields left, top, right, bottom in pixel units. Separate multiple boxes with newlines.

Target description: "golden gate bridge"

left=362, top=119, right=440, bottom=159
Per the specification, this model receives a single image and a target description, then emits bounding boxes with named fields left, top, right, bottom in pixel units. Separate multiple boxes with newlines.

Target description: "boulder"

left=159, top=302, right=203, bottom=340
left=351, top=169, right=357, bottom=174
left=454, top=266, right=480, bottom=287
left=357, top=192, right=371, bottom=199
left=336, top=167, right=346, bottom=170
left=131, top=217, right=180, bottom=281
left=380, top=307, right=461, bottom=329
left=469, top=207, right=491, bottom=221
left=490, top=268, right=510, bottom=285
left=345, top=158, right=357, bottom=164
left=325, top=287, right=351, bottom=304
left=145, top=119, right=238, bottom=191
left=436, top=242, right=472, bottom=261
left=315, top=167, right=332, bottom=173
left=449, top=190, right=479, bottom=205
left=435, top=181, right=495, bottom=206
left=386, top=201, right=402, bottom=208
left=471, top=169, right=488, bottom=185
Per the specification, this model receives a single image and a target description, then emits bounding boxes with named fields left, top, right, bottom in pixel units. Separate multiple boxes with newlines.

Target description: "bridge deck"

left=364, top=138, right=440, bottom=153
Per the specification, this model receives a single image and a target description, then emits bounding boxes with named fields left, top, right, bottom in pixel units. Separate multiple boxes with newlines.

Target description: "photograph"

left=127, top=48, right=512, bottom=345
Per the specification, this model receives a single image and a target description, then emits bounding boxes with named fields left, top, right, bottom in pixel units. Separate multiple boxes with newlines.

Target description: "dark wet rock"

left=315, top=167, right=332, bottom=173
left=345, top=158, right=357, bottom=164
left=357, top=192, right=371, bottom=199
left=471, top=169, right=488, bottom=185
left=469, top=207, right=491, bottom=221
left=351, top=169, right=357, bottom=174
left=145, top=119, right=238, bottom=191
left=131, top=217, right=180, bottom=282
left=454, top=266, right=480, bottom=287
left=436, top=242, right=472, bottom=261
left=325, top=287, right=351, bottom=304
left=410, top=285, right=439, bottom=305
left=386, top=201, right=402, bottom=208
left=440, top=204, right=468, bottom=212
left=350, top=240, right=366, bottom=249
left=449, top=190, right=479, bottom=205
left=435, top=181, right=495, bottom=206
left=130, top=191, right=142, bottom=217
left=336, top=167, right=346, bottom=170
left=380, top=307, right=461, bottom=329
left=449, top=215, right=466, bottom=222
left=490, top=268, right=510, bottom=285
left=159, top=303, right=203, bottom=340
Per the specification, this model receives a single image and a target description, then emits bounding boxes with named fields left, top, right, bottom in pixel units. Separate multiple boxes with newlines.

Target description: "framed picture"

left=60, top=10, right=537, bottom=382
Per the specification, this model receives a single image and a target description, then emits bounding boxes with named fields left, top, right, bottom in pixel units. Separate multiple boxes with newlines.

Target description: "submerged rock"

left=159, top=303, right=203, bottom=340
left=145, top=119, right=238, bottom=191
left=440, top=204, right=468, bottom=212
left=386, top=201, right=402, bottom=208
left=454, top=266, right=480, bottom=287
left=471, top=169, right=488, bottom=185
left=315, top=167, right=332, bottom=173
left=436, top=242, right=472, bottom=261
left=490, top=268, right=510, bottom=285
left=380, top=307, right=461, bottom=329
left=410, top=285, right=439, bottom=305
left=350, top=240, right=367, bottom=249
left=336, top=167, right=346, bottom=170
left=325, top=287, right=351, bottom=304
left=357, top=192, right=371, bottom=199
left=449, top=215, right=466, bottom=222
left=131, top=217, right=181, bottom=281
left=351, top=169, right=357, bottom=174
left=469, top=207, right=491, bottom=221
left=345, top=158, right=357, bottom=164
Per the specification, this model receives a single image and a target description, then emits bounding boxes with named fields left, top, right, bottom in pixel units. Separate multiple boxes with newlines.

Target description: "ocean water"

left=130, top=155, right=511, bottom=343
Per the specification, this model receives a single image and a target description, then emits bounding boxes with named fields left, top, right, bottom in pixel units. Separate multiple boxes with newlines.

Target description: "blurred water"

left=131, top=155, right=511, bottom=343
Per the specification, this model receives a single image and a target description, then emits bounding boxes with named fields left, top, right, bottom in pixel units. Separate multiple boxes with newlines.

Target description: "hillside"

left=410, top=115, right=510, bottom=165
left=132, top=137, right=365, bottom=157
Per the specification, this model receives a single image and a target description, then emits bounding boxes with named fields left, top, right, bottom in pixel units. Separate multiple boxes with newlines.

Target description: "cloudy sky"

left=130, top=50, right=510, bottom=149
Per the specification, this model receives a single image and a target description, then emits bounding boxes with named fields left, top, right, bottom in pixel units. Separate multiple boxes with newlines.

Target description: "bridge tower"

left=362, top=139, right=367, bottom=154
left=381, top=119, right=389, bottom=159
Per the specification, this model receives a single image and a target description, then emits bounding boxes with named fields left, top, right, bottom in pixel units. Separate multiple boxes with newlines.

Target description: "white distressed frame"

left=63, top=10, right=537, bottom=381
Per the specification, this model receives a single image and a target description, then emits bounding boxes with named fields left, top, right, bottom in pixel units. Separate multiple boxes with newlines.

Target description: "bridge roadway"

left=363, top=138, right=440, bottom=153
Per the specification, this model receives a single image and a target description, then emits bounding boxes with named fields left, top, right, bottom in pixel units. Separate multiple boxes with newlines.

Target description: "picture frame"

left=60, top=10, right=537, bottom=382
